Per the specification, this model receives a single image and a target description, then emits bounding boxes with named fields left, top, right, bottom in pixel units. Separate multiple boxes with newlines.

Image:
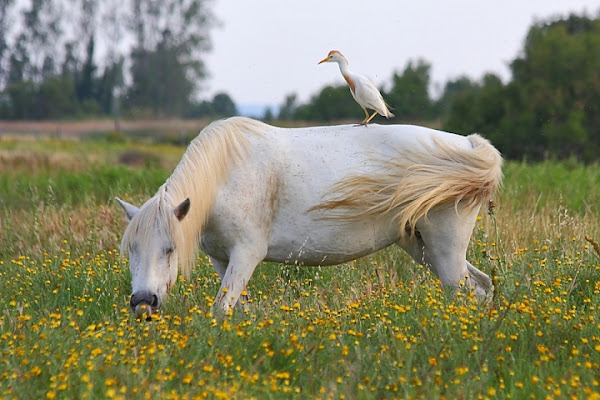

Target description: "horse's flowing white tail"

left=311, top=134, right=503, bottom=234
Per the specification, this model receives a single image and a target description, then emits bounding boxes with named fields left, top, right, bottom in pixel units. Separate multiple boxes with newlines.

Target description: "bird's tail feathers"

left=383, top=102, right=394, bottom=118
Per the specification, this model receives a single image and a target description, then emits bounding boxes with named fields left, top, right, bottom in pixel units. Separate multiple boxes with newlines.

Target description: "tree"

left=7, top=34, right=29, bottom=85
left=185, top=92, right=237, bottom=118
left=126, top=0, right=216, bottom=117
left=442, top=14, right=600, bottom=161
left=211, top=92, right=237, bottom=117
left=77, top=35, right=97, bottom=102
left=97, top=57, right=124, bottom=115
left=0, top=0, right=16, bottom=87
left=262, top=107, right=274, bottom=122
left=506, top=15, right=600, bottom=160
left=4, top=81, right=35, bottom=119
left=294, top=86, right=364, bottom=122
left=443, top=73, right=506, bottom=136
left=436, top=76, right=479, bottom=115
left=277, top=94, right=298, bottom=121
left=61, top=42, right=78, bottom=80
left=19, top=0, right=62, bottom=82
left=36, top=76, right=80, bottom=119
left=385, top=59, right=435, bottom=121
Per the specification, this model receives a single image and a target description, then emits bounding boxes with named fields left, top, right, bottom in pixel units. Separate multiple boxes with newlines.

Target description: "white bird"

left=318, top=50, right=394, bottom=125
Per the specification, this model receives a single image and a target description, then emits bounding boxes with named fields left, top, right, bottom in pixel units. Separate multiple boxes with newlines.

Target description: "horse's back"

left=259, top=123, right=474, bottom=184
left=267, top=123, right=473, bottom=159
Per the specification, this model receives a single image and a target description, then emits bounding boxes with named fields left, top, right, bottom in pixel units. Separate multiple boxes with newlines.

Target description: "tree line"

left=0, top=0, right=236, bottom=120
left=275, top=14, right=600, bottom=162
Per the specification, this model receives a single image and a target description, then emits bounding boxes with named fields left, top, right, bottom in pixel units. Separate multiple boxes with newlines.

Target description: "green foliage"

left=294, top=85, right=361, bottom=122
left=262, top=107, right=275, bottom=122
left=437, top=76, right=478, bottom=115
left=443, top=73, right=506, bottom=137
left=126, top=45, right=193, bottom=117
left=4, top=80, right=36, bottom=119
left=384, top=59, right=435, bottom=121
left=277, top=94, right=299, bottom=121
left=37, top=77, right=81, bottom=118
left=4, top=76, right=110, bottom=120
left=211, top=93, right=238, bottom=117
left=443, top=14, right=600, bottom=162
left=186, top=92, right=238, bottom=118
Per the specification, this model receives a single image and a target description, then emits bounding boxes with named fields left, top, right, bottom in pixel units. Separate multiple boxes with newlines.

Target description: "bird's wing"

left=353, top=74, right=389, bottom=113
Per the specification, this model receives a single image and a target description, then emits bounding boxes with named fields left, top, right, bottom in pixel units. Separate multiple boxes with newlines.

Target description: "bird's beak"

left=318, top=57, right=329, bottom=65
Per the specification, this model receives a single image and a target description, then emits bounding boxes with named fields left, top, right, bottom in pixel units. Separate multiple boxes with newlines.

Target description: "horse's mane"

left=120, top=117, right=266, bottom=277
left=311, top=133, right=503, bottom=234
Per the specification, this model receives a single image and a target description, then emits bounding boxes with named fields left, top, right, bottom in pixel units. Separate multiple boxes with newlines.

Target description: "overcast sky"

left=203, top=0, right=599, bottom=112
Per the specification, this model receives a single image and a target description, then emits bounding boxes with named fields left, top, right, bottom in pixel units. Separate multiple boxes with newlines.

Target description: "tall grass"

left=0, top=137, right=599, bottom=399
left=0, top=138, right=178, bottom=258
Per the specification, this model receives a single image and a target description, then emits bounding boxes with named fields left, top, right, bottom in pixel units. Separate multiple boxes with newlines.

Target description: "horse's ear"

left=115, top=197, right=139, bottom=221
left=174, top=198, right=191, bottom=221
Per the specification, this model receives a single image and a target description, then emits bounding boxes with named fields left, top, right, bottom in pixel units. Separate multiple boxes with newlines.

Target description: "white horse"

left=116, top=117, right=502, bottom=317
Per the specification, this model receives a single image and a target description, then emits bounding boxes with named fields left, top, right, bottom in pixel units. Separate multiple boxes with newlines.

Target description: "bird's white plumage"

left=318, top=50, right=394, bottom=124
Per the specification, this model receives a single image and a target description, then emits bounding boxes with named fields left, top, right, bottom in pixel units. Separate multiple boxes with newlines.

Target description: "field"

left=1, top=124, right=599, bottom=399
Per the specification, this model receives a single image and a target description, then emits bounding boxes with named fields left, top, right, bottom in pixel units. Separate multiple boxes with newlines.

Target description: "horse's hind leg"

left=397, top=203, right=492, bottom=301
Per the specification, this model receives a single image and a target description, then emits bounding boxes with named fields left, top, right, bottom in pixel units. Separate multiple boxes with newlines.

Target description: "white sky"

left=203, top=0, right=599, bottom=109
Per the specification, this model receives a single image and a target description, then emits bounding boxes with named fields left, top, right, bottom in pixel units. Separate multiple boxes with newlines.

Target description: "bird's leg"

left=355, top=108, right=371, bottom=126
left=364, top=110, right=379, bottom=125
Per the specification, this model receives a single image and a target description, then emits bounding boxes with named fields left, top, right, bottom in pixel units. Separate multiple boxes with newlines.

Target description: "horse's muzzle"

left=130, top=290, right=160, bottom=319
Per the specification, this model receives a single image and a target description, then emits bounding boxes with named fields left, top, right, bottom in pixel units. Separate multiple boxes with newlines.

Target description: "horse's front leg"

left=210, top=256, right=250, bottom=310
left=212, top=245, right=266, bottom=315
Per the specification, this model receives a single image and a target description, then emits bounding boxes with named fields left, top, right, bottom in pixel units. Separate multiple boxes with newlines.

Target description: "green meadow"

left=0, top=132, right=599, bottom=399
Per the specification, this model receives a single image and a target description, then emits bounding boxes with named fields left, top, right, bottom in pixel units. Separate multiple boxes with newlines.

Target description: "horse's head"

left=116, top=196, right=190, bottom=319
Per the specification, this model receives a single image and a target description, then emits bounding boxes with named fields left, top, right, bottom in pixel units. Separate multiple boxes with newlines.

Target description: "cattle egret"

left=318, top=50, right=394, bottom=125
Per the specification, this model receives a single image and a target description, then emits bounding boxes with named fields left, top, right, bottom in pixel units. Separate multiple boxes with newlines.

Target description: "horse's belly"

left=264, top=219, right=400, bottom=266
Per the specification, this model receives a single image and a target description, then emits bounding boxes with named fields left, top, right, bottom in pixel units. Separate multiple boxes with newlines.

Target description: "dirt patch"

left=118, top=150, right=162, bottom=167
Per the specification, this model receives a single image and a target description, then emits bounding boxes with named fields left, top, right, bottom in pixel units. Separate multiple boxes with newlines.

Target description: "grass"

left=0, top=133, right=599, bottom=399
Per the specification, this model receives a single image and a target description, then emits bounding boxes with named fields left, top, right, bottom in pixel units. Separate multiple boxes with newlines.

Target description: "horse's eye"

left=165, top=247, right=174, bottom=255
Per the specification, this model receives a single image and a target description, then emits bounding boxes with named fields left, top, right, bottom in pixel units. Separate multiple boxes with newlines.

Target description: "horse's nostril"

left=130, top=291, right=158, bottom=310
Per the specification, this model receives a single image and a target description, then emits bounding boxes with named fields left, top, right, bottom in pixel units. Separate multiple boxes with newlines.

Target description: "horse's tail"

left=310, top=133, right=503, bottom=235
